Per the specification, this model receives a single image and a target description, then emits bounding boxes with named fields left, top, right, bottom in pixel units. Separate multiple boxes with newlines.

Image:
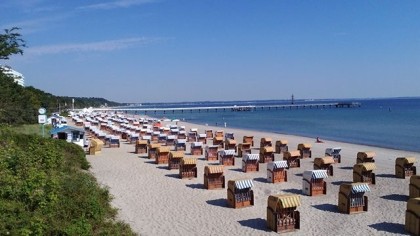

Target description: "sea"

left=128, top=97, right=420, bottom=153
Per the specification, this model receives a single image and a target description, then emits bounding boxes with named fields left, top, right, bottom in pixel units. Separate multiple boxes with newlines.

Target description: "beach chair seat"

left=205, top=129, right=213, bottom=139
left=205, top=145, right=219, bottom=161
left=198, top=134, right=207, bottom=144
left=313, top=157, right=335, bottom=176
left=179, top=158, right=197, bottom=179
left=267, top=194, right=301, bottom=233
left=135, top=140, right=148, bottom=154
left=325, top=147, right=342, bottom=163
left=353, top=163, right=376, bottom=185
left=204, top=165, right=225, bottom=190
left=283, top=151, right=301, bottom=168
left=227, top=179, right=254, bottom=208
left=225, top=138, right=237, bottom=151
left=168, top=151, right=184, bottom=170
left=260, top=146, right=275, bottom=163
left=406, top=198, right=420, bottom=235
left=148, top=143, right=161, bottom=159
left=409, top=175, right=420, bottom=199
left=297, top=143, right=312, bottom=158
left=175, top=139, right=186, bottom=151
left=156, top=146, right=170, bottom=164
left=260, top=137, right=272, bottom=148
left=338, top=183, right=370, bottom=214
left=395, top=157, right=416, bottom=179
left=302, top=170, right=328, bottom=196
left=243, top=135, right=254, bottom=147
left=357, top=151, right=375, bottom=164
left=242, top=154, right=260, bottom=172
left=267, top=161, right=288, bottom=183
left=218, top=149, right=236, bottom=166
left=275, top=140, right=289, bottom=154
left=213, top=136, right=224, bottom=149
left=237, top=143, right=251, bottom=157
left=190, top=142, right=204, bottom=156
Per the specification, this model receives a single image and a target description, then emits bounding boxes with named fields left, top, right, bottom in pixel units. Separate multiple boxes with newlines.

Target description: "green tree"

left=0, top=27, right=25, bottom=60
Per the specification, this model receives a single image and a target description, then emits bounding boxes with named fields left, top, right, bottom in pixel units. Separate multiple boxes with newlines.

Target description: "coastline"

left=84, top=117, right=417, bottom=235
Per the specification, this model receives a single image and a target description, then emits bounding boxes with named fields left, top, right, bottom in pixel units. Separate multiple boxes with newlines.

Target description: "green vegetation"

left=0, top=28, right=136, bottom=235
left=0, top=128, right=136, bottom=235
left=11, top=124, right=52, bottom=136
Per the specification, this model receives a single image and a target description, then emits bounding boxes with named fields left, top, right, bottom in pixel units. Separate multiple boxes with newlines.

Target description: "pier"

left=85, top=102, right=361, bottom=114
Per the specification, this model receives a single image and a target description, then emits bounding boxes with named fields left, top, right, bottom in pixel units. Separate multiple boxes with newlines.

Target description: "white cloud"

left=25, top=37, right=162, bottom=56
left=79, top=0, right=157, bottom=10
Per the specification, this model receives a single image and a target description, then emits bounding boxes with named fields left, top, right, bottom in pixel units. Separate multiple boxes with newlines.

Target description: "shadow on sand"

left=331, top=181, right=351, bottom=186
left=339, top=166, right=353, bottom=170
left=376, top=173, right=396, bottom=179
left=238, top=218, right=268, bottom=232
left=380, top=194, right=409, bottom=202
left=186, top=183, right=203, bottom=189
left=206, top=198, right=228, bottom=208
left=282, top=188, right=301, bottom=195
left=312, top=203, right=340, bottom=214
left=253, top=177, right=267, bottom=183
left=369, top=222, right=408, bottom=235
left=165, top=174, right=180, bottom=179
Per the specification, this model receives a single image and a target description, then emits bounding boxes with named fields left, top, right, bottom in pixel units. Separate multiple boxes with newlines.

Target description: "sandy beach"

left=84, top=119, right=419, bottom=236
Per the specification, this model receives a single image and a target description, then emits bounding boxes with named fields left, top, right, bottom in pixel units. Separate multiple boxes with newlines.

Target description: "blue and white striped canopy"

left=268, top=161, right=288, bottom=170
left=221, top=150, right=236, bottom=156
left=303, top=170, right=328, bottom=180
left=235, top=179, right=254, bottom=189
left=244, top=154, right=259, bottom=161
left=351, top=183, right=371, bottom=193
left=192, top=142, right=203, bottom=147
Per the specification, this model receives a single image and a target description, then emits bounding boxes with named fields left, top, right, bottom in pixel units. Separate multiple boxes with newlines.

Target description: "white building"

left=0, top=65, right=25, bottom=86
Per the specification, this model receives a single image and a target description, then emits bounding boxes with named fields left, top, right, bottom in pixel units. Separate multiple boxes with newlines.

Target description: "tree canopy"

left=0, top=27, right=25, bottom=60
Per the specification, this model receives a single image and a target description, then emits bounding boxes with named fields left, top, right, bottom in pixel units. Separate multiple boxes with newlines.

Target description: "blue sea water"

left=131, top=98, right=420, bottom=153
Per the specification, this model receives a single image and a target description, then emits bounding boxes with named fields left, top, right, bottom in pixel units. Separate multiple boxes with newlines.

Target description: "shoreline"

left=84, top=116, right=417, bottom=235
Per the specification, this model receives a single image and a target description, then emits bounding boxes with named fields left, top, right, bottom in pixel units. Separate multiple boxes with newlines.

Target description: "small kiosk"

left=242, top=154, right=260, bottom=172
left=395, top=157, right=416, bottom=179
left=283, top=151, right=301, bottom=168
left=338, top=183, right=370, bottom=214
left=156, top=146, right=170, bottom=164
left=313, top=157, right=335, bottom=176
left=260, top=146, right=275, bottom=163
left=148, top=143, right=161, bottom=159
left=275, top=140, right=289, bottom=154
left=219, top=149, right=236, bottom=166
left=227, top=179, right=254, bottom=209
left=205, top=145, right=219, bottom=161
left=297, top=143, right=312, bottom=158
left=409, top=175, right=420, bottom=199
left=325, top=147, right=342, bottom=163
left=243, top=135, right=254, bottom=146
left=260, top=137, right=272, bottom=148
left=353, top=163, right=376, bottom=185
left=225, top=139, right=237, bottom=151
left=267, top=161, right=288, bottom=183
left=168, top=151, right=184, bottom=170
left=267, top=194, right=301, bottom=233
left=135, top=140, right=148, bottom=154
left=302, top=170, right=328, bottom=196
left=405, top=197, right=420, bottom=236
left=357, top=151, right=375, bottom=164
left=213, top=136, right=224, bottom=149
left=175, top=139, right=186, bottom=151
left=237, top=143, right=252, bottom=157
left=179, top=158, right=197, bottom=179
left=190, top=142, right=204, bottom=156
left=204, top=165, right=225, bottom=190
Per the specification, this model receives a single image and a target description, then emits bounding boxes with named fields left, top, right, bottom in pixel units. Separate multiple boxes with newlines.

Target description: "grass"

left=12, top=124, right=52, bottom=136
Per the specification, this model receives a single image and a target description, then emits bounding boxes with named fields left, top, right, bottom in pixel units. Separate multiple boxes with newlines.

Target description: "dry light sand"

left=84, top=119, right=419, bottom=236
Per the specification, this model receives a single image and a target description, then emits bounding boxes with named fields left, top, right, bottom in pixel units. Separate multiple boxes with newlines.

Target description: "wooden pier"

left=86, top=102, right=361, bottom=114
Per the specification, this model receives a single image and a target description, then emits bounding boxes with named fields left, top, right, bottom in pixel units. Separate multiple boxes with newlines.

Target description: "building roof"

left=50, top=125, right=84, bottom=135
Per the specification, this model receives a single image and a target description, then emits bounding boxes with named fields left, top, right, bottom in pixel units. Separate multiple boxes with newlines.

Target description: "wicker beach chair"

left=227, top=179, right=254, bottom=208
left=338, top=183, right=370, bottom=214
left=267, top=194, right=301, bottom=233
left=204, top=165, right=225, bottom=190
left=267, top=161, right=288, bottom=183
left=302, top=170, right=328, bottom=196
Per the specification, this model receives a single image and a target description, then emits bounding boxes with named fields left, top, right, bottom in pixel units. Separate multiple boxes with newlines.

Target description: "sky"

left=1, top=0, right=419, bottom=103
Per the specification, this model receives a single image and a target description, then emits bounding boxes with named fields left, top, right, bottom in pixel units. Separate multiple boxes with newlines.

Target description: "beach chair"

left=162, top=127, right=170, bottom=135
left=205, top=129, right=213, bottom=139
left=237, top=143, right=251, bottom=157
left=198, top=134, right=207, bottom=144
left=313, top=157, right=335, bottom=176
left=109, top=136, right=120, bottom=148
left=267, top=161, right=288, bottom=183
left=135, top=140, right=148, bottom=154
left=283, top=151, right=301, bottom=169
left=357, top=151, right=375, bottom=164
left=129, top=133, right=140, bottom=144
left=213, top=136, right=224, bottom=149
left=178, top=130, right=187, bottom=140
left=242, top=154, right=260, bottom=172
left=260, top=146, right=275, bottom=163
left=406, top=198, right=420, bottom=236
left=204, top=165, right=225, bottom=190
left=396, top=157, right=416, bottom=179
left=179, top=158, right=197, bottom=179
left=151, top=131, right=160, bottom=143
left=225, top=132, right=234, bottom=141
left=260, top=137, right=272, bottom=148
left=325, top=147, right=342, bottom=163
left=267, top=194, right=301, bottom=233
left=158, top=133, right=167, bottom=144
left=165, top=135, right=176, bottom=147
left=215, top=130, right=224, bottom=138
left=156, top=146, right=170, bottom=164
left=188, top=131, right=197, bottom=142
left=218, top=150, right=236, bottom=166
left=89, top=138, right=104, bottom=155
left=338, top=183, right=370, bottom=214
left=152, top=125, right=160, bottom=132
left=302, top=170, right=328, bottom=196
left=409, top=176, right=420, bottom=199
left=353, top=163, right=376, bottom=185
left=190, top=142, right=204, bottom=156
left=175, top=139, right=186, bottom=151
left=227, top=179, right=254, bottom=209
left=225, top=139, right=237, bottom=151
left=170, top=128, right=179, bottom=136
left=168, top=151, right=184, bottom=170
left=243, top=135, right=254, bottom=147
left=148, top=143, right=161, bottom=159
left=275, top=140, right=289, bottom=154
left=205, top=145, right=219, bottom=161
left=297, top=143, right=312, bottom=158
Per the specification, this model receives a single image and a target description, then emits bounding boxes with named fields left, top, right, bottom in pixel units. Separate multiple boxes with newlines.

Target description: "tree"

left=0, top=27, right=25, bottom=60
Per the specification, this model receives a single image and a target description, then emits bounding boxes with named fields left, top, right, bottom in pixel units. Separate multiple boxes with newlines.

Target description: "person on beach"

left=316, top=137, right=324, bottom=143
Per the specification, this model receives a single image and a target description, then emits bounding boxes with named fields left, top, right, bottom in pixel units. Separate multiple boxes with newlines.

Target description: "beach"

left=85, top=119, right=419, bottom=236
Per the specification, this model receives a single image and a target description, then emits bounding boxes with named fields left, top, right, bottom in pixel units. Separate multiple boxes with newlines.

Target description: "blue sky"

left=1, top=0, right=419, bottom=103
